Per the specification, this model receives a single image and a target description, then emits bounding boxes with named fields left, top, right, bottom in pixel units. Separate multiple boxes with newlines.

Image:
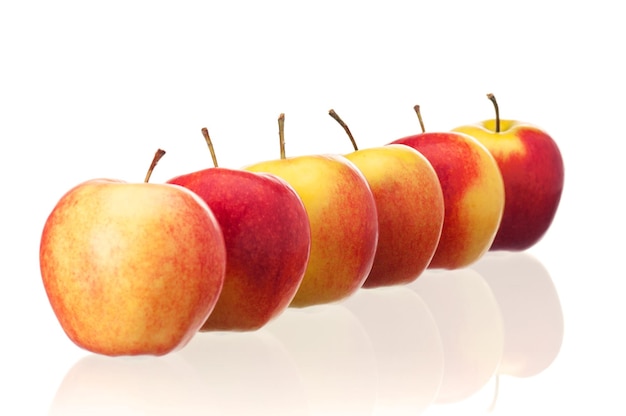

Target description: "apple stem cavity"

left=145, top=148, right=166, bottom=183
left=328, top=109, right=358, bottom=151
left=487, top=93, right=501, bottom=133
left=278, top=113, right=286, bottom=159
left=201, top=127, right=219, bottom=168
left=413, top=105, right=426, bottom=133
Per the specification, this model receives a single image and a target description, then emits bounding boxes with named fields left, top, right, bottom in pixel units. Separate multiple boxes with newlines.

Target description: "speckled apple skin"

left=453, top=120, right=564, bottom=251
left=245, top=154, right=378, bottom=307
left=389, top=132, right=505, bottom=269
left=39, top=179, right=226, bottom=356
left=345, top=144, right=444, bottom=287
left=169, top=168, right=311, bottom=330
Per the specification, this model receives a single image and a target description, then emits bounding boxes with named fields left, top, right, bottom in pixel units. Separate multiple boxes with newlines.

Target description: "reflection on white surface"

left=49, top=353, right=208, bottom=415
left=408, top=268, right=505, bottom=406
left=47, top=253, right=563, bottom=415
left=341, top=286, right=444, bottom=415
left=49, top=330, right=308, bottom=415
left=472, top=251, right=564, bottom=378
left=264, top=303, right=378, bottom=415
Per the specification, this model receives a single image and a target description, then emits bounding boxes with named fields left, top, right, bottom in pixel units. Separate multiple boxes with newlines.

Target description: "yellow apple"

left=244, top=114, right=378, bottom=307
left=328, top=109, right=444, bottom=286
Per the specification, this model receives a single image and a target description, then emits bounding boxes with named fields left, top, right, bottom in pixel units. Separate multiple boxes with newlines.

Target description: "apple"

left=388, top=106, right=505, bottom=269
left=39, top=149, right=227, bottom=356
left=452, top=94, right=565, bottom=251
left=329, top=109, right=444, bottom=287
left=167, top=128, right=311, bottom=331
left=245, top=114, right=378, bottom=307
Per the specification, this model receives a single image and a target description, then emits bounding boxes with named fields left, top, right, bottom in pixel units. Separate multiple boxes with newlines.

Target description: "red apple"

left=452, top=94, right=565, bottom=251
left=389, top=106, right=505, bottom=269
left=39, top=150, right=227, bottom=356
left=168, top=129, right=311, bottom=330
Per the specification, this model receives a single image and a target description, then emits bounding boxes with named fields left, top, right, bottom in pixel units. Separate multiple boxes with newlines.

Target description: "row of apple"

left=39, top=94, right=565, bottom=357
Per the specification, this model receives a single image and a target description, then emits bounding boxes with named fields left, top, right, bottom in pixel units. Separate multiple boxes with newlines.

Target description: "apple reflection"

left=49, top=329, right=308, bottom=416
left=48, top=353, right=210, bottom=415
left=264, top=303, right=378, bottom=415
left=408, top=268, right=505, bottom=406
left=341, top=285, right=444, bottom=415
left=49, top=252, right=562, bottom=415
left=175, top=329, right=309, bottom=415
left=471, top=251, right=564, bottom=378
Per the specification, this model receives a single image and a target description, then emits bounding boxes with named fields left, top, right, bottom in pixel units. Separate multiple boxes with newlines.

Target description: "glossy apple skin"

left=389, top=132, right=505, bottom=269
left=245, top=154, right=378, bottom=307
left=39, top=179, right=227, bottom=356
left=453, top=120, right=564, bottom=251
left=345, top=144, right=444, bottom=287
left=168, top=168, right=311, bottom=331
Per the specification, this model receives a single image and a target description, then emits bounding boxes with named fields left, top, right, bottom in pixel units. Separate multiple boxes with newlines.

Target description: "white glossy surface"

left=2, top=1, right=624, bottom=414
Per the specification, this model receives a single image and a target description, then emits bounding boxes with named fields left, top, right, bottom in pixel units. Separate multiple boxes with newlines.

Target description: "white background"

left=1, top=1, right=624, bottom=414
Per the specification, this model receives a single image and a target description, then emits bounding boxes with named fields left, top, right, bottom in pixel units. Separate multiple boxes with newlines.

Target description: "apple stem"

left=145, top=149, right=166, bottom=183
left=413, top=105, right=426, bottom=133
left=278, top=113, right=286, bottom=159
left=487, top=93, right=500, bottom=133
left=328, top=109, right=358, bottom=151
left=201, top=127, right=218, bottom=167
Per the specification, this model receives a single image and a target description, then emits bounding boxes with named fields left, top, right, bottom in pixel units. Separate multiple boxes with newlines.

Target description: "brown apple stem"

left=487, top=93, right=500, bottom=133
left=278, top=113, right=286, bottom=159
left=328, top=109, right=358, bottom=151
left=145, top=148, right=166, bottom=183
left=202, top=127, right=218, bottom=167
left=414, top=105, right=426, bottom=133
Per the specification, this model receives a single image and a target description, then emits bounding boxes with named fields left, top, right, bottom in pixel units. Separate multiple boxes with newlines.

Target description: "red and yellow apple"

left=244, top=114, right=378, bottom=307
left=389, top=108, right=505, bottom=269
left=329, top=109, right=444, bottom=287
left=452, top=94, right=565, bottom=251
left=39, top=150, right=227, bottom=356
left=168, top=160, right=311, bottom=331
